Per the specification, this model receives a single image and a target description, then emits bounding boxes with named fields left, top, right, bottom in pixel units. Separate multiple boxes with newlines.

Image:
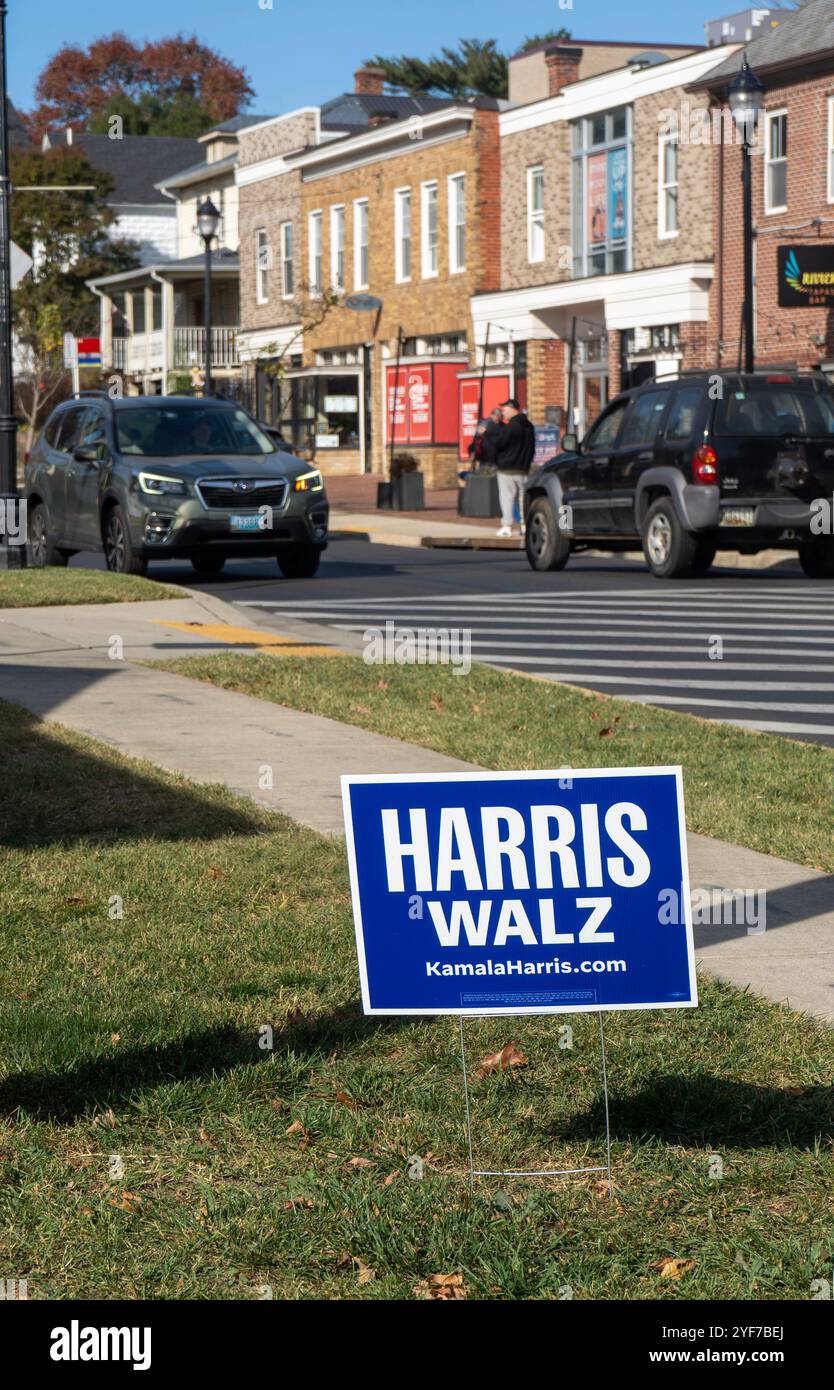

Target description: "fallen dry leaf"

left=351, top=703, right=372, bottom=715
left=593, top=1178, right=612, bottom=1198
left=283, top=1197, right=314, bottom=1210
left=376, top=679, right=389, bottom=691
left=93, top=1108, right=117, bottom=1129
left=476, top=1042, right=528, bottom=1077
left=110, top=1033, right=120, bottom=1045
left=415, top=1273, right=467, bottom=1301
left=354, top=1258, right=375, bottom=1285
left=207, top=866, right=227, bottom=880
left=383, top=1171, right=400, bottom=1186
left=285, top=1119, right=307, bottom=1137
left=651, top=1257, right=697, bottom=1280
left=108, top=1191, right=142, bottom=1213
left=334, top=1090, right=358, bottom=1109
left=599, top=726, right=615, bottom=738
left=347, top=1156, right=374, bottom=1168
left=429, top=692, right=444, bottom=711
left=198, top=1126, right=212, bottom=1144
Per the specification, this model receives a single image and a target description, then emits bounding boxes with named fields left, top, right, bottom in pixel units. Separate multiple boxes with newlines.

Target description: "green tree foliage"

left=11, top=146, right=140, bottom=442
left=369, top=39, right=508, bottom=99
left=519, top=29, right=573, bottom=53
left=27, top=32, right=253, bottom=141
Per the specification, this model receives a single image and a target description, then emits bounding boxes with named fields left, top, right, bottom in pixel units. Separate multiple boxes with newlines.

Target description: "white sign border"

left=341, top=766, right=697, bottom=1017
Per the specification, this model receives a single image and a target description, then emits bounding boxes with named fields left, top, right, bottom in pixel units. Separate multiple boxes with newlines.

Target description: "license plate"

left=720, top=507, right=756, bottom=527
left=229, top=513, right=261, bottom=531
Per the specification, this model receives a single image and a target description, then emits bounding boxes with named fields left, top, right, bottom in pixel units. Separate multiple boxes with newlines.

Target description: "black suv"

left=524, top=371, right=834, bottom=579
left=26, top=393, right=329, bottom=578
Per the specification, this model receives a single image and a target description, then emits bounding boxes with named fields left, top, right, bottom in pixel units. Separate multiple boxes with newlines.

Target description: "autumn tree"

left=11, top=146, right=140, bottom=448
left=27, top=32, right=254, bottom=142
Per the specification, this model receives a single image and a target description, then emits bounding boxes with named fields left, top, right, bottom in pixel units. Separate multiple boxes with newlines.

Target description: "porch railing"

left=173, top=327, right=239, bottom=369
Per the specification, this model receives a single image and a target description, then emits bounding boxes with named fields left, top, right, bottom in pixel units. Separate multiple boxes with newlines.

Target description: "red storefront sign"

left=385, top=364, right=434, bottom=444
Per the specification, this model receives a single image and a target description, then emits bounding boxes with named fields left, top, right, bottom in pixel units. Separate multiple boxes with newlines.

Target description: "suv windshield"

left=115, top=406, right=276, bottom=457
left=715, top=385, right=834, bottom=437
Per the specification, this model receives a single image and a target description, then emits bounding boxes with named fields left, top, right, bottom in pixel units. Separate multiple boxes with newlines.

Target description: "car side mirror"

left=562, top=433, right=578, bottom=453
left=73, top=444, right=101, bottom=463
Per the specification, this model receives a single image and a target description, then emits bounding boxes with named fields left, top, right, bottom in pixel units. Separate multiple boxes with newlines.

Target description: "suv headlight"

left=137, top=472, right=188, bottom=496
left=293, top=469, right=324, bottom=492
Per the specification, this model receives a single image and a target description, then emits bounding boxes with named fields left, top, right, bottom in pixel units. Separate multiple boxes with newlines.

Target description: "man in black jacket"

left=494, top=399, right=536, bottom=537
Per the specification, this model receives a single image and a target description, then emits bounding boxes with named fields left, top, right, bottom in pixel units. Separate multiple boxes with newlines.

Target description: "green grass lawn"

left=155, top=653, right=834, bottom=875
left=0, top=567, right=185, bottom=607
left=1, top=699, right=832, bottom=1300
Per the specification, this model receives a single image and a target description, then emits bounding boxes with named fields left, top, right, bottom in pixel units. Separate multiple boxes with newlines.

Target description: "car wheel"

left=641, top=498, right=698, bottom=579
left=28, top=502, right=69, bottom=567
left=798, top=537, right=834, bottom=578
left=691, top=537, right=717, bottom=575
left=525, top=497, right=570, bottom=572
left=277, top=544, right=322, bottom=579
left=190, top=554, right=226, bottom=576
left=103, top=505, right=147, bottom=576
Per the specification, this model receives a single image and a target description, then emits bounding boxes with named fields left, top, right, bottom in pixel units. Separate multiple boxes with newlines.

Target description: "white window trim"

left=420, top=180, right=439, bottom=280
left=828, top=96, right=834, bottom=204
left=330, top=204, right=345, bottom=292
left=279, top=220, right=293, bottom=300
left=527, top=165, right=545, bottom=263
left=255, top=227, right=269, bottom=305
left=353, top=198, right=369, bottom=291
left=657, top=133, right=679, bottom=240
left=447, top=171, right=466, bottom=274
left=394, top=186, right=412, bottom=284
left=764, top=108, right=788, bottom=215
left=308, top=210, right=323, bottom=297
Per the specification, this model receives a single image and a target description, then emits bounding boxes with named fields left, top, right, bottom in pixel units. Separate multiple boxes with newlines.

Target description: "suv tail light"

left=692, top=444, right=718, bottom=485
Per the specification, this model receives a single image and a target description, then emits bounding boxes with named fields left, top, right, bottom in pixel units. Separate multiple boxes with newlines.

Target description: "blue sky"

left=9, top=0, right=745, bottom=114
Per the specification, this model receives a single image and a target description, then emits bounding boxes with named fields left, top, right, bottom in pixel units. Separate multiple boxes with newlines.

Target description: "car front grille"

left=196, top=477, right=289, bottom=511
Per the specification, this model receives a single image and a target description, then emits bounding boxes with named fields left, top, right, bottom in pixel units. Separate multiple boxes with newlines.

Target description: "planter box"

left=458, top=471, right=500, bottom=518
left=378, top=473, right=425, bottom=511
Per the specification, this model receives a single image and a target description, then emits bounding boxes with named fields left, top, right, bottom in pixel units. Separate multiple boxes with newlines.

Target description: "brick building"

left=693, top=0, right=834, bottom=375
left=472, top=40, right=740, bottom=437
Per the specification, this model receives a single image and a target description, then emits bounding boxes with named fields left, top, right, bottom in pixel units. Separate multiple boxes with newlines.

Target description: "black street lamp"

left=197, top=196, right=220, bottom=396
left=0, top=0, right=23, bottom=569
left=728, top=58, right=765, bottom=375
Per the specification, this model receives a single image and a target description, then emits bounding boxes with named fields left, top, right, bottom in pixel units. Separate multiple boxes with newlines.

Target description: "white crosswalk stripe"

left=240, top=586, right=834, bottom=746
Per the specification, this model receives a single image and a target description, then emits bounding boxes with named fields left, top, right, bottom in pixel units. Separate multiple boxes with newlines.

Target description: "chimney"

left=354, top=64, right=386, bottom=96
left=544, top=45, right=583, bottom=98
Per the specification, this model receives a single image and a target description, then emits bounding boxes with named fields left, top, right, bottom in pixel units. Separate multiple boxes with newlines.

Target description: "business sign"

left=533, top=425, right=561, bottom=467
left=779, top=245, right=834, bottom=307
left=345, top=293, right=383, bottom=312
left=608, top=146, right=628, bottom=242
left=342, top=768, right=696, bottom=1016
left=76, top=337, right=101, bottom=365
left=587, top=153, right=607, bottom=246
left=406, top=366, right=432, bottom=443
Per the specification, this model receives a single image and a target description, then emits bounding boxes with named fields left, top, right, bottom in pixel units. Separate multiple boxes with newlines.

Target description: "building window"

left=448, top=172, right=466, bottom=273
left=308, top=211, right=323, bottom=295
left=395, top=187, right=412, bottom=283
left=353, top=198, right=368, bottom=290
left=658, top=135, right=679, bottom=238
left=330, top=205, right=345, bottom=291
left=527, top=165, right=545, bottom=262
left=570, top=106, right=631, bottom=278
left=765, top=110, right=787, bottom=213
left=256, top=228, right=269, bottom=305
left=421, top=181, right=438, bottom=278
left=828, top=97, right=834, bottom=203
left=280, top=221, right=293, bottom=298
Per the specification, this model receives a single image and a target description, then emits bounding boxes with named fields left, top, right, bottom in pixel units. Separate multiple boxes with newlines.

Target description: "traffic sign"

left=342, top=767, right=696, bottom=1016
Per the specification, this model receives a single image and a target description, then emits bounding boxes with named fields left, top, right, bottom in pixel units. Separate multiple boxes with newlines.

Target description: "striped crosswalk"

left=238, top=584, right=834, bottom=746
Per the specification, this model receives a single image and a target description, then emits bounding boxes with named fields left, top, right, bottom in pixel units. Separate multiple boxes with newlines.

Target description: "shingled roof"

left=75, top=135, right=203, bottom=204
left=695, top=0, right=834, bottom=87
left=319, top=91, right=455, bottom=131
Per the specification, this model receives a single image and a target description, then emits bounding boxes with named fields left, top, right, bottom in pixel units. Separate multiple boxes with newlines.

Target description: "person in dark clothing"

left=467, top=407, right=503, bottom=465
left=494, top=398, right=536, bottom=536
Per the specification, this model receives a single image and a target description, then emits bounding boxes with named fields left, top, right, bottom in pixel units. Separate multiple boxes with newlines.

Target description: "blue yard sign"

left=342, top=768, right=696, bottom=1016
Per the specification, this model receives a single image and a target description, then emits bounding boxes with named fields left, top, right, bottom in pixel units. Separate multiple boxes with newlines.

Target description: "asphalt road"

left=70, top=539, right=834, bottom=747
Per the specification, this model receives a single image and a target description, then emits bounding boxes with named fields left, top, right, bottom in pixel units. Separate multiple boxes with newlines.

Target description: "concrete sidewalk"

left=0, top=593, right=831, bottom=1023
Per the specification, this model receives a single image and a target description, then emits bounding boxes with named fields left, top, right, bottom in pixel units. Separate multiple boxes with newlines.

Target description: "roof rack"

left=73, top=389, right=110, bottom=399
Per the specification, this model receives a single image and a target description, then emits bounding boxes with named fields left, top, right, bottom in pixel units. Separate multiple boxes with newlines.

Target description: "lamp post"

left=728, top=58, right=764, bottom=374
left=197, top=197, right=220, bottom=397
left=0, top=0, right=23, bottom=568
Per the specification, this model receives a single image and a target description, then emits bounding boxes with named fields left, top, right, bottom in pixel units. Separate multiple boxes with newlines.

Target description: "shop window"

left=571, top=107, right=631, bottom=278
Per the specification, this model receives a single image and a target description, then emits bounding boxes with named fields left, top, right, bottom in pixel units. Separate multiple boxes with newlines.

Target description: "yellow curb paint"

left=148, top=619, right=334, bottom=656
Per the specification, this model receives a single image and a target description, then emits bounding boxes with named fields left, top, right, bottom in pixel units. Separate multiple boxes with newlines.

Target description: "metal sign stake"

left=458, top=1011, right=613, bottom=1197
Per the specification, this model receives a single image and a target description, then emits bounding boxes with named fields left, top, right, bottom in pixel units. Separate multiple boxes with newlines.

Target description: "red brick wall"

left=475, top=108, right=502, bottom=292
left=709, top=67, right=834, bottom=370
left=607, top=330, right=622, bottom=398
